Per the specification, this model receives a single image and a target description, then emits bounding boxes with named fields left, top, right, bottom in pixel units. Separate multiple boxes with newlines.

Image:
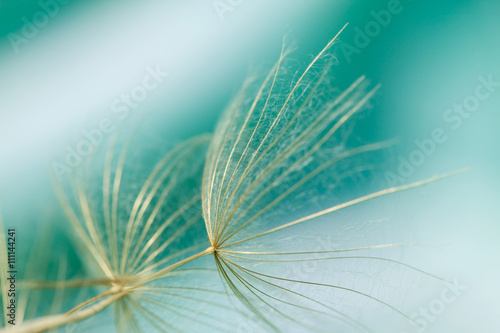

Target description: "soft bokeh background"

left=1, top=0, right=498, bottom=332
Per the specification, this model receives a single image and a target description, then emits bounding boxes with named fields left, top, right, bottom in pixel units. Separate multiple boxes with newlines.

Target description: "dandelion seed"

left=201, top=28, right=466, bottom=332
left=1, top=26, right=466, bottom=333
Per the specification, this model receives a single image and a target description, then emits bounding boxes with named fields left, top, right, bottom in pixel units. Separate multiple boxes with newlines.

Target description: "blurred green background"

left=1, top=0, right=499, bottom=332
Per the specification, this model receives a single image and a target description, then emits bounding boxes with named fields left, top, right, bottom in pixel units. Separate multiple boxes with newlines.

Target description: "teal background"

left=0, top=0, right=499, bottom=332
